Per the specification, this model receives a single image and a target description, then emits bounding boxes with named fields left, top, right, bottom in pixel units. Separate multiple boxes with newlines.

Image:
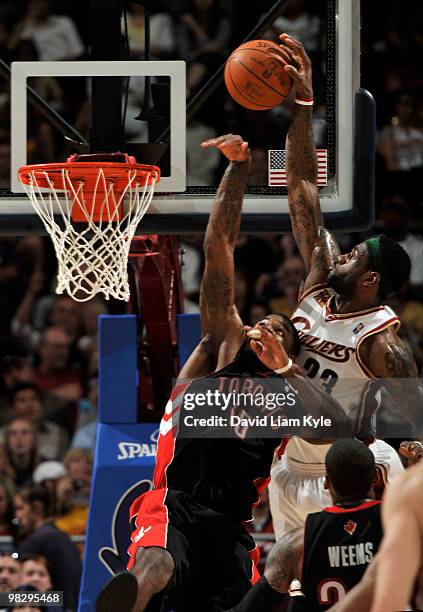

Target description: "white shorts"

left=269, top=438, right=404, bottom=540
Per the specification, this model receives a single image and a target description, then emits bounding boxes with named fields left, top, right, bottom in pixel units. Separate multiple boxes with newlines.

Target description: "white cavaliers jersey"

left=291, top=284, right=400, bottom=415
left=286, top=284, right=400, bottom=465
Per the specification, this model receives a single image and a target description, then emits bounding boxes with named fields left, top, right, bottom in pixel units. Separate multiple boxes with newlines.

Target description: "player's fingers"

left=284, top=64, right=301, bottom=80
left=250, top=339, right=263, bottom=355
left=201, top=137, right=227, bottom=148
left=221, top=134, right=247, bottom=148
left=399, top=446, right=414, bottom=458
left=203, top=134, right=234, bottom=147
left=279, top=34, right=310, bottom=65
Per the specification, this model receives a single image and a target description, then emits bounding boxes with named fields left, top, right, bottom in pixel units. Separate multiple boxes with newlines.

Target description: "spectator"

left=10, top=584, right=52, bottom=612
left=19, top=553, right=52, bottom=590
left=269, top=0, right=323, bottom=56
left=63, top=449, right=92, bottom=502
left=124, top=2, right=176, bottom=59
left=71, top=377, right=98, bottom=450
left=8, top=383, right=68, bottom=460
left=0, top=356, right=33, bottom=416
left=13, top=38, right=64, bottom=164
left=33, top=327, right=83, bottom=403
left=9, top=0, right=84, bottom=61
left=378, top=92, right=423, bottom=206
left=14, top=484, right=82, bottom=611
left=0, top=477, right=15, bottom=537
left=178, top=0, right=233, bottom=97
left=0, top=445, right=15, bottom=492
left=380, top=196, right=423, bottom=287
left=13, top=293, right=83, bottom=355
left=0, top=552, right=21, bottom=592
left=256, top=254, right=305, bottom=317
left=244, top=299, right=270, bottom=326
left=42, top=450, right=92, bottom=556
left=4, top=418, right=42, bottom=488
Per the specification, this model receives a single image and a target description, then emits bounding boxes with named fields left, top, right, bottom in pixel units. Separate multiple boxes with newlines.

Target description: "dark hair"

left=325, top=439, right=375, bottom=499
left=378, top=235, right=411, bottom=297
left=16, top=484, right=51, bottom=519
left=0, top=476, right=16, bottom=528
left=274, top=313, right=301, bottom=357
left=10, top=382, right=43, bottom=405
left=0, top=551, right=19, bottom=560
left=19, top=553, right=50, bottom=572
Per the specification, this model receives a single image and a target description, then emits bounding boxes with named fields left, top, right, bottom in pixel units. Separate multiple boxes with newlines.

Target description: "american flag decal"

left=268, top=149, right=328, bottom=186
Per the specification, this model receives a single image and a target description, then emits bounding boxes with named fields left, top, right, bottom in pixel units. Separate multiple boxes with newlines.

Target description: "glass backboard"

left=0, top=0, right=374, bottom=234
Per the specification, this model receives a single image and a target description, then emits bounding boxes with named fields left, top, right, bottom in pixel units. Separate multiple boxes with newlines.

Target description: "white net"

left=19, top=165, right=159, bottom=302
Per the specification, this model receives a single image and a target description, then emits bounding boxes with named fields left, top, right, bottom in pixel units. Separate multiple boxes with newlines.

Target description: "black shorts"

left=128, top=488, right=259, bottom=611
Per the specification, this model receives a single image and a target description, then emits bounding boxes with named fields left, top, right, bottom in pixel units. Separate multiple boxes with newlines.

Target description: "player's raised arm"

left=280, top=33, right=341, bottom=291
left=198, top=135, right=250, bottom=348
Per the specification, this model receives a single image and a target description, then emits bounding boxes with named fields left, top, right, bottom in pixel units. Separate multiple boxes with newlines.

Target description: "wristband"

left=413, top=441, right=423, bottom=451
left=274, top=358, right=293, bottom=375
left=295, top=97, right=313, bottom=106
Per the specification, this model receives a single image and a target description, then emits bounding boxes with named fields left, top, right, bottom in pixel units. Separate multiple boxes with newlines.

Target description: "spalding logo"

left=117, top=429, right=159, bottom=460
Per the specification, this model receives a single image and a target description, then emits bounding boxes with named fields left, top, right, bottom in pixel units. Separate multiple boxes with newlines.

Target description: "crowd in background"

left=0, top=0, right=421, bottom=608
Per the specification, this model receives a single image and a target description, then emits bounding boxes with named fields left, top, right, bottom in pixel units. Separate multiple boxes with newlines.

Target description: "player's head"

left=326, top=235, right=410, bottom=302
left=249, top=314, right=301, bottom=358
left=324, top=439, right=375, bottom=503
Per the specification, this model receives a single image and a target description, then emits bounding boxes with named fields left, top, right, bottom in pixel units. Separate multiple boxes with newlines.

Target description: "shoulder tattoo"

left=384, top=343, right=418, bottom=378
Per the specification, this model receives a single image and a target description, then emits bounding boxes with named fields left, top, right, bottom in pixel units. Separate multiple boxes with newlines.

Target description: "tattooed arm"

left=280, top=33, right=340, bottom=292
left=360, top=328, right=423, bottom=431
left=197, top=135, right=250, bottom=361
left=264, top=527, right=304, bottom=593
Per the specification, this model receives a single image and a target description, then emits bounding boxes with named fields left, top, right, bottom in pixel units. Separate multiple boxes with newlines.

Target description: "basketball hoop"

left=18, top=153, right=160, bottom=302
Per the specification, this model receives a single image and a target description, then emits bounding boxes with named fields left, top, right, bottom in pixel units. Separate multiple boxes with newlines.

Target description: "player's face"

left=326, top=243, right=369, bottom=297
left=250, top=315, right=295, bottom=355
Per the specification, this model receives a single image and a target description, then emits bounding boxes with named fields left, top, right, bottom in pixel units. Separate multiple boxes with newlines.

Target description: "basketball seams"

left=224, top=41, right=293, bottom=109
left=224, top=65, right=270, bottom=110
left=230, top=55, right=290, bottom=97
left=239, top=40, right=291, bottom=64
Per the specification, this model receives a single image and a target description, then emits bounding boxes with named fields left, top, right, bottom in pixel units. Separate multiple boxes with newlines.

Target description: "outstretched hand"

left=245, top=321, right=294, bottom=373
left=201, top=134, right=251, bottom=163
left=279, top=33, right=313, bottom=100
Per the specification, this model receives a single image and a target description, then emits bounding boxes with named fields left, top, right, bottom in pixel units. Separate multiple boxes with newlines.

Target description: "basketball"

left=224, top=39, right=293, bottom=110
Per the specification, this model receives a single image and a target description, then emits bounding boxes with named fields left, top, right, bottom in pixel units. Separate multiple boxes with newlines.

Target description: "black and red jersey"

left=292, top=500, right=382, bottom=612
left=153, top=352, right=288, bottom=522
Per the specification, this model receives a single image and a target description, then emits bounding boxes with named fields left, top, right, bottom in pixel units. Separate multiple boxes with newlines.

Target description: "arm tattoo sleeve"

left=286, top=106, right=318, bottom=186
left=201, top=160, right=250, bottom=317
left=205, top=160, right=250, bottom=248
left=286, top=106, right=324, bottom=267
left=384, top=344, right=418, bottom=378
left=265, top=534, right=295, bottom=592
left=382, top=344, right=422, bottom=430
